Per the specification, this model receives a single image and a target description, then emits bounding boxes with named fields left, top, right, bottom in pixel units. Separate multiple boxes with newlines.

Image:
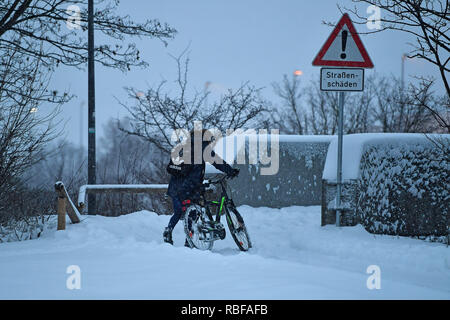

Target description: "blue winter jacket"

left=167, top=140, right=233, bottom=200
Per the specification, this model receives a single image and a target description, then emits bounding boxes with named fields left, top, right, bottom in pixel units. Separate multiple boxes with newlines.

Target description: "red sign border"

left=312, top=13, right=374, bottom=68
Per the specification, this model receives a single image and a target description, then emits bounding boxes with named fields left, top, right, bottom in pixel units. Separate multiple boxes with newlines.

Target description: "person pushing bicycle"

left=164, top=129, right=239, bottom=246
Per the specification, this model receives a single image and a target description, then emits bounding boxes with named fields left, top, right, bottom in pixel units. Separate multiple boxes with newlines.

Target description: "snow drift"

left=0, top=206, right=448, bottom=299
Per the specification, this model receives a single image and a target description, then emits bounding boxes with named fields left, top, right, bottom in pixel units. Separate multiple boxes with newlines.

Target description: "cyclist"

left=163, top=129, right=239, bottom=245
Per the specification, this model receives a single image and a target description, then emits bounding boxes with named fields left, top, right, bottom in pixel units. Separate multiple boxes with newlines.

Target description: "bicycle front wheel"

left=225, top=205, right=252, bottom=251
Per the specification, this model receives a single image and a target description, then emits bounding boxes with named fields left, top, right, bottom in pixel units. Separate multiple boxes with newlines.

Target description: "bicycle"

left=182, top=174, right=252, bottom=251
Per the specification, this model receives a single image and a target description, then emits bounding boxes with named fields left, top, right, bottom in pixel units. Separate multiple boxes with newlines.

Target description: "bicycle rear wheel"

left=225, top=205, right=252, bottom=251
left=184, top=204, right=214, bottom=251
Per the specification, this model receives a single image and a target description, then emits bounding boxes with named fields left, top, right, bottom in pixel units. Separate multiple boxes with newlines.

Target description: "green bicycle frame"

left=210, top=196, right=226, bottom=219
left=203, top=176, right=239, bottom=227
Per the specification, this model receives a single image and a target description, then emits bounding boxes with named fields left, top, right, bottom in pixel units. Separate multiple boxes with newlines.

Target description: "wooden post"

left=55, top=181, right=82, bottom=230
left=57, top=195, right=66, bottom=231
left=65, top=196, right=81, bottom=224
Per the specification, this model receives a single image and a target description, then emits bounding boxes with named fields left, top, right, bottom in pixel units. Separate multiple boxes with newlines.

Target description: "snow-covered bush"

left=0, top=187, right=56, bottom=242
left=0, top=215, right=57, bottom=243
left=358, top=138, right=449, bottom=237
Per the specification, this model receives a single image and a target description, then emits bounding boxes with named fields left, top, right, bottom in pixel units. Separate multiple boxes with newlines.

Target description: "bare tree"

left=95, top=118, right=169, bottom=216
left=371, top=75, right=446, bottom=132
left=306, top=83, right=339, bottom=135
left=305, top=83, right=373, bottom=135
left=0, top=47, right=70, bottom=239
left=99, top=118, right=167, bottom=184
left=25, top=140, right=87, bottom=196
left=0, top=141, right=88, bottom=242
left=119, top=52, right=267, bottom=153
left=344, top=74, right=377, bottom=133
left=334, top=0, right=449, bottom=96
left=0, top=0, right=176, bottom=72
left=271, top=75, right=360, bottom=135
left=0, top=185, right=56, bottom=242
left=269, top=72, right=444, bottom=135
left=0, top=47, right=67, bottom=209
left=408, top=77, right=449, bottom=132
left=0, top=1, right=176, bottom=232
left=271, top=74, right=308, bottom=135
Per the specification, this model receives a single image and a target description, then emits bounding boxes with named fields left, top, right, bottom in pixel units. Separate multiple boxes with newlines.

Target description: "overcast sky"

left=49, top=0, right=446, bottom=149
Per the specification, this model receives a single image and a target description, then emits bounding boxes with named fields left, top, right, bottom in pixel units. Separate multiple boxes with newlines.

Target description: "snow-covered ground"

left=0, top=206, right=448, bottom=299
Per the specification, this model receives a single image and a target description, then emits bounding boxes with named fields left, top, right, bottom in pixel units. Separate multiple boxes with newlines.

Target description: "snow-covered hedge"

left=322, top=134, right=449, bottom=239
left=357, top=136, right=449, bottom=237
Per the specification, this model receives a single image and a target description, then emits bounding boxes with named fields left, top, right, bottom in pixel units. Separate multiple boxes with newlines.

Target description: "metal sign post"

left=336, top=91, right=344, bottom=227
left=312, top=13, right=374, bottom=227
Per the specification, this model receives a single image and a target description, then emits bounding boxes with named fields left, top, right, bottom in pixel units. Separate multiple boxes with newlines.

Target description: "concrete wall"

left=207, top=135, right=332, bottom=208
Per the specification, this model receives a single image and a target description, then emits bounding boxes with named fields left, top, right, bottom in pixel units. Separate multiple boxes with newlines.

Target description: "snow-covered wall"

left=207, top=134, right=333, bottom=208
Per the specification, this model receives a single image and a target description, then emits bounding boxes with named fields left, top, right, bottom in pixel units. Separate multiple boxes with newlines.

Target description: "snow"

left=274, top=134, right=333, bottom=143
left=206, top=134, right=333, bottom=174
left=322, top=133, right=447, bottom=181
left=0, top=206, right=448, bottom=299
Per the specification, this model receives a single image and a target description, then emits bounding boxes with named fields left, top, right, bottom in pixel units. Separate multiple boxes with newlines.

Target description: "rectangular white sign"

left=320, top=68, right=364, bottom=91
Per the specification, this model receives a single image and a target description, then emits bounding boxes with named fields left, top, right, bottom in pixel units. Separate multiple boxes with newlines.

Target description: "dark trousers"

left=168, top=196, right=184, bottom=230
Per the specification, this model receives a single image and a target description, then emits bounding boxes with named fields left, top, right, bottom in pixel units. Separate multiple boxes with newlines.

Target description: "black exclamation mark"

left=340, top=30, right=348, bottom=59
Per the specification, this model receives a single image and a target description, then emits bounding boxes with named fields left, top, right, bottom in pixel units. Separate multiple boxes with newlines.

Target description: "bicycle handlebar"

left=203, top=174, right=233, bottom=187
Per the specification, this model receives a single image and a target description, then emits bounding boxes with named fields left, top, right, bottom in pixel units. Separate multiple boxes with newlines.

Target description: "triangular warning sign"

left=312, top=13, right=374, bottom=68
